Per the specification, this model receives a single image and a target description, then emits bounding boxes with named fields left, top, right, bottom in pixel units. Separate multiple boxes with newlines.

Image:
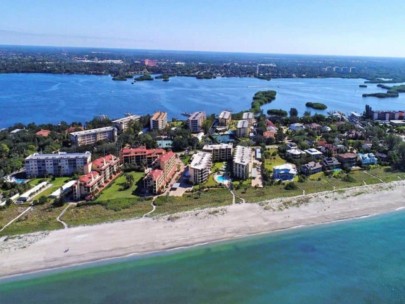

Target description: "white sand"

left=1, top=181, right=405, bottom=278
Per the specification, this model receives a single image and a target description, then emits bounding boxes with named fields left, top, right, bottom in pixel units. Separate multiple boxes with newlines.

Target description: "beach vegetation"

left=305, top=102, right=327, bottom=110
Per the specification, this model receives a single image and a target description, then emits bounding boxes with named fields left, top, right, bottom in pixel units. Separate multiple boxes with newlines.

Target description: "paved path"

left=56, top=203, right=76, bottom=229
left=0, top=206, right=33, bottom=233
left=142, top=201, right=156, bottom=218
left=363, top=171, right=385, bottom=183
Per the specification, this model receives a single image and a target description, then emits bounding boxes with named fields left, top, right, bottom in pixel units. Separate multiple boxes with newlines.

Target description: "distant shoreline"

left=1, top=180, right=405, bottom=279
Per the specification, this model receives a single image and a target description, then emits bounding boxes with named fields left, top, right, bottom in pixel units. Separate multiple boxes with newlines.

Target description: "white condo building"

left=113, top=115, right=140, bottom=132
left=202, top=144, right=233, bottom=161
left=233, top=146, right=252, bottom=179
left=218, top=111, right=232, bottom=126
left=188, top=112, right=206, bottom=133
left=236, top=120, right=249, bottom=137
left=70, top=127, right=117, bottom=146
left=189, top=152, right=212, bottom=184
left=25, top=152, right=92, bottom=178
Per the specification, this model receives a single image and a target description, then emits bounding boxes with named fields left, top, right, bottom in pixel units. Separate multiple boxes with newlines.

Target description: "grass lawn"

left=29, top=177, right=72, bottom=201
left=264, top=148, right=285, bottom=171
left=96, top=172, right=144, bottom=202
left=155, top=188, right=232, bottom=215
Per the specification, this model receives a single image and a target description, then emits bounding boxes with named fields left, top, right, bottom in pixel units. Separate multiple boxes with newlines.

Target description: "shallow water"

left=2, top=211, right=405, bottom=303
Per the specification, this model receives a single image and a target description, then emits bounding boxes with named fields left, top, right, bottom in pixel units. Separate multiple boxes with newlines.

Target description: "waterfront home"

left=289, top=123, right=305, bottom=132
left=263, top=130, right=276, bottom=140
left=189, top=152, right=212, bottom=184
left=301, top=161, right=323, bottom=175
left=233, top=146, right=252, bottom=180
left=272, top=164, right=297, bottom=181
left=304, top=148, right=323, bottom=159
left=358, top=153, right=378, bottom=166
left=322, top=157, right=341, bottom=171
left=306, top=123, right=322, bottom=131
left=337, top=153, right=358, bottom=170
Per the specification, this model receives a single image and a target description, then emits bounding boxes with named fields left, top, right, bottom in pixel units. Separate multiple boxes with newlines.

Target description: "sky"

left=0, top=0, right=405, bottom=57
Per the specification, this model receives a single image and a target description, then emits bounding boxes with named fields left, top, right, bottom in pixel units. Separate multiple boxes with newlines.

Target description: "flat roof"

left=219, top=111, right=231, bottom=119
left=190, top=152, right=212, bottom=170
left=237, top=120, right=249, bottom=128
left=188, top=111, right=205, bottom=120
left=70, top=126, right=115, bottom=136
left=112, top=115, right=140, bottom=123
left=26, top=151, right=91, bottom=160
left=234, top=145, right=251, bottom=165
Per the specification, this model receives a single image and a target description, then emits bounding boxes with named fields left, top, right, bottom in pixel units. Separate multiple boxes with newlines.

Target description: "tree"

left=289, top=108, right=298, bottom=117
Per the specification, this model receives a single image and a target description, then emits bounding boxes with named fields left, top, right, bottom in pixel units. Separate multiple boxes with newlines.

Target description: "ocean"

left=2, top=211, right=405, bottom=303
left=1, top=73, right=405, bottom=128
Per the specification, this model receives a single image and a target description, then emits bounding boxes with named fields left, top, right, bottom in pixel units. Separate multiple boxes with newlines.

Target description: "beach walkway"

left=56, top=203, right=76, bottom=229
left=0, top=206, right=33, bottom=233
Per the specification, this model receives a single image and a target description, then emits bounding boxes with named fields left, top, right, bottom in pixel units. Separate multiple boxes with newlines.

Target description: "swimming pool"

left=215, top=174, right=231, bottom=184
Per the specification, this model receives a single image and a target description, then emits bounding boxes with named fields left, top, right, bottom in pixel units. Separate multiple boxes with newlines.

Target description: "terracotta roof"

left=79, top=171, right=101, bottom=186
left=121, top=147, right=166, bottom=157
left=36, top=129, right=51, bottom=137
left=263, top=131, right=276, bottom=139
left=92, top=154, right=118, bottom=171
left=266, top=120, right=276, bottom=127
left=148, top=169, right=163, bottom=181
left=158, top=151, right=176, bottom=164
left=338, top=153, right=357, bottom=159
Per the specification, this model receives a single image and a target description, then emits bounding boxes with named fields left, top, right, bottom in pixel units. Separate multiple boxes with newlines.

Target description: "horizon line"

left=1, top=43, right=405, bottom=60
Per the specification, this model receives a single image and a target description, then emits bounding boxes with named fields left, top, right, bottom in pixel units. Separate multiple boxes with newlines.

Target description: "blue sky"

left=0, top=0, right=404, bottom=57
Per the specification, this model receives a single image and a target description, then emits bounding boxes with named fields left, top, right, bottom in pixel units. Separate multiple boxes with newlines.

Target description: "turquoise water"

left=2, top=211, right=405, bottom=303
left=1, top=73, right=405, bottom=127
left=216, top=174, right=231, bottom=183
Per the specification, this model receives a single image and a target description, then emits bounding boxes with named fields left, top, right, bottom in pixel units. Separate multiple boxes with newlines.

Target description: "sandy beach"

left=1, top=181, right=405, bottom=278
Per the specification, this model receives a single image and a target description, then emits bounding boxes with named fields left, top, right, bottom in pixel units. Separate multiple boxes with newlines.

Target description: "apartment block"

left=218, top=111, right=232, bottom=126
left=70, top=127, right=117, bottom=147
left=150, top=111, right=168, bottom=130
left=236, top=120, right=249, bottom=137
left=242, top=112, right=255, bottom=126
left=120, top=147, right=166, bottom=167
left=189, top=152, right=212, bottom=184
left=144, top=151, right=178, bottom=194
left=187, top=111, right=206, bottom=133
left=74, top=154, right=121, bottom=200
left=25, top=152, right=92, bottom=178
left=202, top=144, right=233, bottom=161
left=113, top=115, right=140, bottom=132
left=233, top=146, right=252, bottom=180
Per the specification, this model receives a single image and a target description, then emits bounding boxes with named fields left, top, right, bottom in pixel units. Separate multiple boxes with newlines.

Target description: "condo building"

left=202, top=144, right=233, bottom=161
left=74, top=154, right=121, bottom=200
left=218, top=111, right=232, bottom=126
left=242, top=112, right=255, bottom=126
left=120, top=147, right=166, bottom=167
left=25, top=152, right=92, bottom=178
left=189, top=152, right=212, bottom=184
left=150, top=112, right=168, bottom=130
left=144, top=151, right=178, bottom=194
left=70, top=127, right=117, bottom=147
left=113, top=115, right=141, bottom=132
left=187, top=112, right=206, bottom=133
left=233, top=146, right=252, bottom=179
left=236, top=120, right=249, bottom=137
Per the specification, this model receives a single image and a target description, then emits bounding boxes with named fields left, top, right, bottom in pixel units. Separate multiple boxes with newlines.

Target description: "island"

left=305, top=102, right=327, bottom=110
left=134, top=74, right=154, bottom=81
left=251, top=90, right=277, bottom=113
left=359, top=84, right=367, bottom=88
left=267, top=108, right=287, bottom=116
left=363, top=84, right=405, bottom=98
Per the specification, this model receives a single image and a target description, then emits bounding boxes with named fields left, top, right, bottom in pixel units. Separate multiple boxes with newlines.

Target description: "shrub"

left=284, top=182, right=298, bottom=190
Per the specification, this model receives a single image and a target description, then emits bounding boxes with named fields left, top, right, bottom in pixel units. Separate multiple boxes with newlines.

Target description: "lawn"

left=96, top=171, right=144, bottom=202
left=28, top=177, right=72, bottom=201
left=264, top=148, right=285, bottom=171
left=155, top=188, right=232, bottom=214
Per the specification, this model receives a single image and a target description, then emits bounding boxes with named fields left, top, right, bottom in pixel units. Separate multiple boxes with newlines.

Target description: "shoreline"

left=1, top=180, right=405, bottom=279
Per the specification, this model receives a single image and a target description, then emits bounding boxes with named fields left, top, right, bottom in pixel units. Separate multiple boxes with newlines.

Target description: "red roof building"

left=36, top=129, right=51, bottom=137
left=143, top=151, right=178, bottom=194
left=120, top=147, right=166, bottom=167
